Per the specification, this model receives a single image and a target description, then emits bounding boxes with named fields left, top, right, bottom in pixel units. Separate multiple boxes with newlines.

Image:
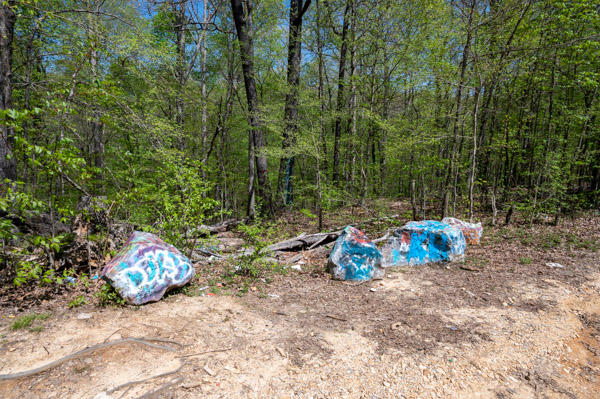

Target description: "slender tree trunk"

left=0, top=0, right=17, bottom=182
left=173, top=0, right=187, bottom=150
left=469, top=84, right=482, bottom=222
left=442, top=0, right=474, bottom=219
left=200, top=0, right=208, bottom=182
left=231, top=0, right=272, bottom=217
left=331, top=0, right=351, bottom=185
left=316, top=0, right=327, bottom=175
left=278, top=0, right=311, bottom=205
left=87, top=3, right=104, bottom=193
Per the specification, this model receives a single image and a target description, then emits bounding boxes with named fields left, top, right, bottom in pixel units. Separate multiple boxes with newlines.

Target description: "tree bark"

left=331, top=0, right=351, bottom=185
left=87, top=2, right=104, bottom=193
left=231, top=0, right=273, bottom=217
left=278, top=0, right=311, bottom=205
left=0, top=0, right=17, bottom=182
left=172, top=0, right=187, bottom=150
left=442, top=0, right=475, bottom=219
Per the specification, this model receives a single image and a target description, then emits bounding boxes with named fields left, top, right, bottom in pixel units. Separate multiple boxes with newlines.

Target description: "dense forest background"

left=0, top=0, right=599, bottom=282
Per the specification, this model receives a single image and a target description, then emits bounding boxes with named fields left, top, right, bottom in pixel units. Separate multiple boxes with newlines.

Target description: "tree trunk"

left=278, top=0, right=311, bottom=205
left=468, top=84, right=482, bottom=222
left=316, top=0, right=327, bottom=175
left=200, top=0, right=208, bottom=182
left=442, top=0, right=474, bottom=219
left=173, top=0, right=187, bottom=150
left=87, top=3, right=104, bottom=193
left=0, top=1, right=17, bottom=182
left=231, top=0, right=273, bottom=217
left=331, top=0, right=351, bottom=185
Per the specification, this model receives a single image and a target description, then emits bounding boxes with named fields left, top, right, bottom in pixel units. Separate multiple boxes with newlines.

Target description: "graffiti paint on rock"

left=100, top=231, right=195, bottom=305
left=381, top=220, right=466, bottom=267
left=441, top=217, right=483, bottom=245
left=327, top=226, right=384, bottom=281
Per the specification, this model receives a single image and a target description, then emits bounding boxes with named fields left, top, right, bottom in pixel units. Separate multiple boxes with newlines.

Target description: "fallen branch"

left=0, top=337, right=183, bottom=381
left=176, top=347, right=232, bottom=359
left=191, top=219, right=239, bottom=237
left=134, top=377, right=184, bottom=399
left=265, top=214, right=400, bottom=253
left=372, top=232, right=390, bottom=244
left=326, top=314, right=347, bottom=322
left=59, top=169, right=91, bottom=197
left=265, top=229, right=343, bottom=253
left=459, top=265, right=483, bottom=272
left=107, top=362, right=186, bottom=394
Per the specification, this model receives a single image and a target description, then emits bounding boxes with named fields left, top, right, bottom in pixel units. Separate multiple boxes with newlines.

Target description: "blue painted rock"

left=100, top=231, right=195, bottom=305
left=327, top=226, right=384, bottom=281
left=441, top=217, right=483, bottom=245
left=381, top=221, right=466, bottom=267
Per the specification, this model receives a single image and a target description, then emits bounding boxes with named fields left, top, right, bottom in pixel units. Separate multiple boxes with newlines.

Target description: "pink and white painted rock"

left=100, top=232, right=195, bottom=305
left=441, top=217, right=483, bottom=245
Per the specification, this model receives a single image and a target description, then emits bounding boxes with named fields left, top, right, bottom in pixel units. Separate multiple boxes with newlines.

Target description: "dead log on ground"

left=265, top=214, right=400, bottom=253
left=264, top=230, right=343, bottom=253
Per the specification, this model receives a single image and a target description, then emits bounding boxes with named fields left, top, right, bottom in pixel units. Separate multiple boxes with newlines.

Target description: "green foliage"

left=13, top=259, right=53, bottom=287
left=95, top=283, right=126, bottom=307
left=519, top=257, right=533, bottom=265
left=11, top=237, right=73, bottom=287
left=114, top=152, right=220, bottom=253
left=565, top=232, right=599, bottom=252
left=236, top=218, right=272, bottom=278
left=68, top=295, right=88, bottom=308
left=0, top=0, right=599, bottom=304
left=10, top=312, right=51, bottom=331
left=539, top=232, right=563, bottom=250
left=299, top=208, right=316, bottom=219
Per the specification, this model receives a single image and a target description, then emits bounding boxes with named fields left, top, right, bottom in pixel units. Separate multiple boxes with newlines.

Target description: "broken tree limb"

left=176, top=347, right=232, bottom=359
left=190, top=219, right=240, bottom=237
left=0, top=337, right=182, bottom=381
left=134, top=377, right=184, bottom=399
left=371, top=232, right=390, bottom=244
left=264, top=214, right=400, bottom=253
left=264, top=229, right=343, bottom=253
left=107, top=362, right=187, bottom=394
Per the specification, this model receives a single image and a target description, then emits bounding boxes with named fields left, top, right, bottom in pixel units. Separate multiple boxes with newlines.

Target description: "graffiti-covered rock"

left=327, top=226, right=384, bottom=281
left=441, top=217, right=483, bottom=245
left=100, top=232, right=195, bottom=305
left=381, top=221, right=466, bottom=267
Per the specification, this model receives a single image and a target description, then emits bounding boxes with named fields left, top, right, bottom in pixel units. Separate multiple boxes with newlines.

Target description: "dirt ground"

left=1, top=212, right=599, bottom=399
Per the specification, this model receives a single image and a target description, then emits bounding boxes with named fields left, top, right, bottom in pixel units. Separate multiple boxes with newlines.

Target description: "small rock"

left=77, top=313, right=93, bottom=320
left=502, top=302, right=508, bottom=307
left=546, top=262, right=564, bottom=268
left=370, top=288, right=377, bottom=292
left=224, top=365, right=240, bottom=374
left=291, top=265, right=302, bottom=271
left=276, top=347, right=287, bottom=358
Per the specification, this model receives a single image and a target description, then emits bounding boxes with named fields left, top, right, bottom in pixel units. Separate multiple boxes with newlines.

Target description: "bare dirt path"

left=1, top=218, right=599, bottom=398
